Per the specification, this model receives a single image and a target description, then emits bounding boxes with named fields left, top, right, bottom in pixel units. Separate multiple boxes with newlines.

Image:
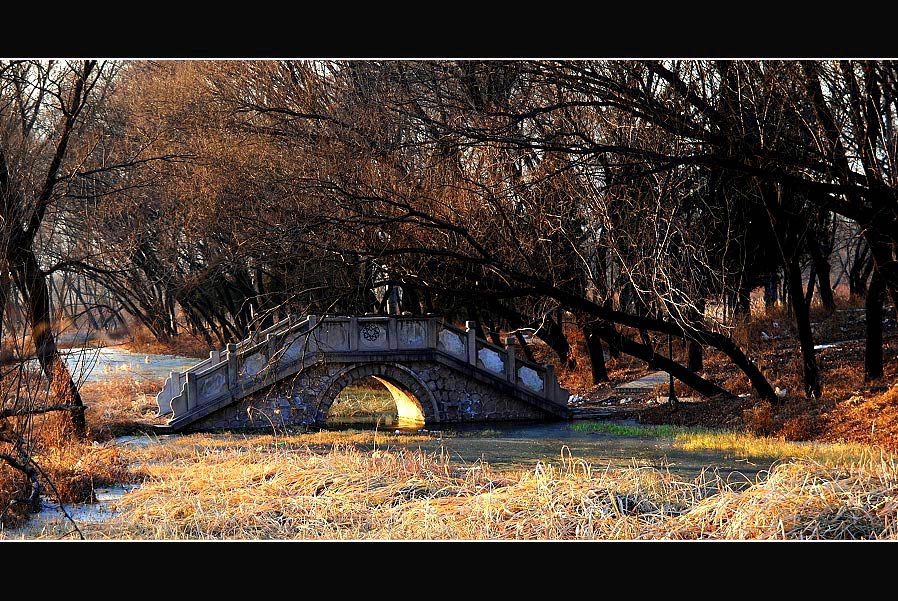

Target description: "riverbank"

left=4, top=427, right=895, bottom=540
left=556, top=304, right=898, bottom=453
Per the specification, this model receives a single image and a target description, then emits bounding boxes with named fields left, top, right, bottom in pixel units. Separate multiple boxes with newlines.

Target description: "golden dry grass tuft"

left=33, top=441, right=145, bottom=505
left=80, top=375, right=166, bottom=440
left=327, top=382, right=395, bottom=419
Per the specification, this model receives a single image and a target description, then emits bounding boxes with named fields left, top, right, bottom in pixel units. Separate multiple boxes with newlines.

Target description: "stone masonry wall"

left=185, top=359, right=553, bottom=431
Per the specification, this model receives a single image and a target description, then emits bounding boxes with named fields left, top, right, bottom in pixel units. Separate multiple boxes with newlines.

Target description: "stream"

left=58, top=344, right=200, bottom=383
left=11, top=347, right=786, bottom=535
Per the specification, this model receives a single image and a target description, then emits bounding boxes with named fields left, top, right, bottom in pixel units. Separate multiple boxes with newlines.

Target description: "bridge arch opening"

left=320, top=364, right=435, bottom=430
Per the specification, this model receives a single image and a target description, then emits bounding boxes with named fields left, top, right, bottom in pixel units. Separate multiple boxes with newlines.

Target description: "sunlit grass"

left=674, top=431, right=873, bottom=467
left=573, top=420, right=877, bottom=466
left=327, top=382, right=395, bottom=419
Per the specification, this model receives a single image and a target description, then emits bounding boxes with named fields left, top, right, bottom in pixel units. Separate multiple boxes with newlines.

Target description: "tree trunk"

left=810, top=244, right=835, bottom=313
left=804, top=262, right=817, bottom=310
left=12, top=247, right=86, bottom=439
left=583, top=323, right=609, bottom=383
left=849, top=243, right=872, bottom=297
left=687, top=339, right=704, bottom=372
left=865, top=271, right=885, bottom=381
left=537, top=314, right=575, bottom=369
left=605, top=327, right=620, bottom=358
left=401, top=284, right=421, bottom=315
left=764, top=272, right=779, bottom=308
left=0, top=263, right=9, bottom=345
left=864, top=225, right=898, bottom=315
left=639, top=329, right=656, bottom=368
left=466, top=306, right=488, bottom=341
left=786, top=254, right=822, bottom=399
left=514, top=330, right=536, bottom=363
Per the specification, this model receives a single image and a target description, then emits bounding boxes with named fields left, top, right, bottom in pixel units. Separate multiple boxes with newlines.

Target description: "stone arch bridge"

left=156, top=315, right=572, bottom=431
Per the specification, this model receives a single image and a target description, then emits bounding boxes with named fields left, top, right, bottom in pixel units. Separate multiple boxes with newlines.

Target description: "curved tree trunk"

left=595, top=323, right=735, bottom=399
left=13, top=247, right=86, bottom=439
left=537, top=313, right=575, bottom=370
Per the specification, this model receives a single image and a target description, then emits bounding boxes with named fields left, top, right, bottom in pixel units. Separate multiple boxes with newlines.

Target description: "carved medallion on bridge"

left=437, top=328, right=466, bottom=359
left=199, top=370, right=227, bottom=401
left=477, top=347, right=505, bottom=374
left=359, top=323, right=387, bottom=349
left=240, top=352, right=266, bottom=378
left=517, top=366, right=544, bottom=393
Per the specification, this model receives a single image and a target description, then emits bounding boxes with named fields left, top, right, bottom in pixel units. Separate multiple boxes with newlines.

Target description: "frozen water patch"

left=49, top=346, right=201, bottom=383
left=116, top=433, right=172, bottom=447
left=20, top=483, right=140, bottom=535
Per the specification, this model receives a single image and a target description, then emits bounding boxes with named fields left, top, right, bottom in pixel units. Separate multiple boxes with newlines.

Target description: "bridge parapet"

left=157, top=314, right=571, bottom=427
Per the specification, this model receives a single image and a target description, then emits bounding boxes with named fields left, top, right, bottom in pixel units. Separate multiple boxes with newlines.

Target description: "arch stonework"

left=185, top=357, right=552, bottom=431
left=313, top=363, right=439, bottom=425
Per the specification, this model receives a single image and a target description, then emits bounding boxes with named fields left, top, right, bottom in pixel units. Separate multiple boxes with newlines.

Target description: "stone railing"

left=155, top=314, right=312, bottom=415
left=435, top=320, right=567, bottom=405
left=157, top=314, right=570, bottom=421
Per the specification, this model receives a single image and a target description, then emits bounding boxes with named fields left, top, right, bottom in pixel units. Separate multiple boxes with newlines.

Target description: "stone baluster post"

left=388, top=317, right=398, bottom=351
left=185, top=371, right=198, bottom=411
left=168, top=371, right=179, bottom=400
left=465, top=321, right=477, bottom=366
left=267, top=333, right=277, bottom=367
left=349, top=316, right=359, bottom=351
left=543, top=364, right=556, bottom=400
left=427, top=316, right=439, bottom=348
left=307, top=315, right=319, bottom=352
left=505, top=343, right=516, bottom=384
left=226, top=343, right=238, bottom=388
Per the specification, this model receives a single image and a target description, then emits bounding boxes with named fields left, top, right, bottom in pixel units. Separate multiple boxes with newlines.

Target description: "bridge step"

left=614, top=371, right=670, bottom=396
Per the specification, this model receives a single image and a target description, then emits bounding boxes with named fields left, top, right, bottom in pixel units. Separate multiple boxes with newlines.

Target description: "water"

left=57, top=345, right=200, bottom=383
left=35, top=484, right=139, bottom=525
left=384, top=420, right=772, bottom=484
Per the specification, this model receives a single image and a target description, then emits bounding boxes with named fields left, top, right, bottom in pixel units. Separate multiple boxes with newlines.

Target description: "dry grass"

left=32, top=440, right=145, bottom=505
left=327, top=382, right=395, bottom=419
left=1, top=417, right=147, bottom=528
left=79, top=375, right=166, bottom=440
left=118, top=322, right=209, bottom=358
left=71, top=435, right=898, bottom=540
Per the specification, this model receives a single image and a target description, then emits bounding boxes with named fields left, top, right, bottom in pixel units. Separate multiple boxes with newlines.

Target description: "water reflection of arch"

left=314, top=363, right=439, bottom=427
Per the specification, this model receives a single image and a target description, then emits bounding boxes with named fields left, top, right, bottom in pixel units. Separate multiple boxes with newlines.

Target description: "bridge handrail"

left=155, top=315, right=311, bottom=415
